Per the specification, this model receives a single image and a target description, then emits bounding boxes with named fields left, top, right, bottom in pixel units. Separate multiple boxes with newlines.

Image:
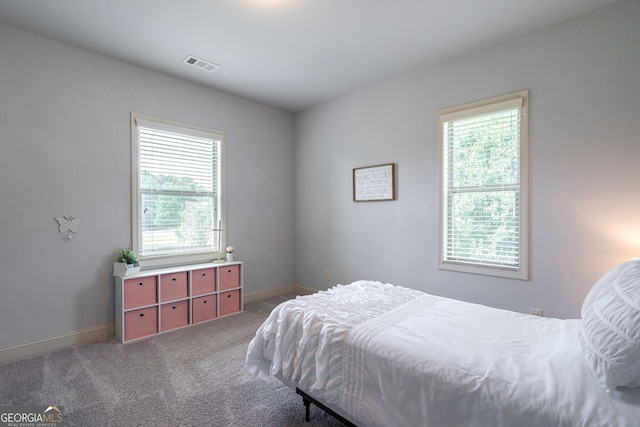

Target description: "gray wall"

left=0, top=25, right=294, bottom=349
left=293, top=0, right=640, bottom=319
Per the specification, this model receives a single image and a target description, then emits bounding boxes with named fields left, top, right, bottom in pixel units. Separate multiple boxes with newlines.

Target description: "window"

left=438, top=90, right=529, bottom=279
left=131, top=113, right=225, bottom=266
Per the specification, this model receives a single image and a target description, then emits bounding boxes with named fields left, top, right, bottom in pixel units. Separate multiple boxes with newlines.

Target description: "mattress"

left=246, top=281, right=640, bottom=427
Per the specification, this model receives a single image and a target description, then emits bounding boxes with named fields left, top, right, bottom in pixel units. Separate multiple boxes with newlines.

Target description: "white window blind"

left=132, top=114, right=224, bottom=262
left=438, top=90, right=529, bottom=279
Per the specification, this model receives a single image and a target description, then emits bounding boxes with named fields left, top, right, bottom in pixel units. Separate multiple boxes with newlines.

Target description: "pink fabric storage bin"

left=124, top=276, right=157, bottom=309
left=192, top=295, right=218, bottom=323
left=160, top=272, right=188, bottom=302
left=192, top=268, right=216, bottom=296
left=160, top=300, right=189, bottom=332
left=219, top=290, right=241, bottom=317
left=219, top=265, right=240, bottom=291
left=124, top=306, right=158, bottom=341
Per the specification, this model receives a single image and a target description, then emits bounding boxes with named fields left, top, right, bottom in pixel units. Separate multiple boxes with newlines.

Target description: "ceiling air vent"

left=183, top=55, right=220, bottom=72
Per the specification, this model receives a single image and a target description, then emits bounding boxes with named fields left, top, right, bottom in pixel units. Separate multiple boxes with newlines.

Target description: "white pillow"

left=581, top=260, right=634, bottom=318
left=579, top=260, right=640, bottom=391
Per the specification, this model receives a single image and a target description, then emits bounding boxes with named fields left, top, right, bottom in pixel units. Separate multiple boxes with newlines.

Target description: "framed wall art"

left=353, top=163, right=396, bottom=202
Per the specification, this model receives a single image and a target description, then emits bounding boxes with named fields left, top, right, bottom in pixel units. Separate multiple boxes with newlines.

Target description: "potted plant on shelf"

left=226, top=245, right=234, bottom=262
left=113, top=246, right=141, bottom=277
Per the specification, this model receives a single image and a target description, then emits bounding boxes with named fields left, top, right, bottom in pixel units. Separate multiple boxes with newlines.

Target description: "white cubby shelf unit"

left=114, top=261, right=243, bottom=343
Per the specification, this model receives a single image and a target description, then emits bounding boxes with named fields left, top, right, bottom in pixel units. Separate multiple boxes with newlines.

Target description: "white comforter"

left=246, top=281, right=640, bottom=427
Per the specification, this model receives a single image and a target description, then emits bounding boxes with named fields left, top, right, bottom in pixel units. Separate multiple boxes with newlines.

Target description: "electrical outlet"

left=529, top=307, right=544, bottom=317
left=324, top=269, right=331, bottom=281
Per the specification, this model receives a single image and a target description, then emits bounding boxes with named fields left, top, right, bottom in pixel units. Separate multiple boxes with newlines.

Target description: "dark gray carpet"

left=0, top=294, right=345, bottom=427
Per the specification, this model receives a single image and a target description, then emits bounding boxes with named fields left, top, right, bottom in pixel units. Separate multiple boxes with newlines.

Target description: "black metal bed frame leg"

left=302, top=394, right=311, bottom=422
left=296, top=388, right=358, bottom=426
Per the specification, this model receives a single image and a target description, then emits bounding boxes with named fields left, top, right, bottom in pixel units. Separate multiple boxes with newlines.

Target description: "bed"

left=246, top=261, right=640, bottom=427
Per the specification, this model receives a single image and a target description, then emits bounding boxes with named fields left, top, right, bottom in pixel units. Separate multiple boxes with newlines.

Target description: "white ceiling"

left=0, top=0, right=619, bottom=112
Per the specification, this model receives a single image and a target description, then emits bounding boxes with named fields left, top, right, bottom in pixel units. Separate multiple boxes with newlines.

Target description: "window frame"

left=130, top=112, right=226, bottom=268
left=437, top=90, right=529, bottom=280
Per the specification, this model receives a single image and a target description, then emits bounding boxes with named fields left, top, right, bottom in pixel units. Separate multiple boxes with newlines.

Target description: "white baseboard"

left=243, top=285, right=296, bottom=303
left=294, top=285, right=318, bottom=295
left=0, top=324, right=114, bottom=364
left=243, top=284, right=319, bottom=303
